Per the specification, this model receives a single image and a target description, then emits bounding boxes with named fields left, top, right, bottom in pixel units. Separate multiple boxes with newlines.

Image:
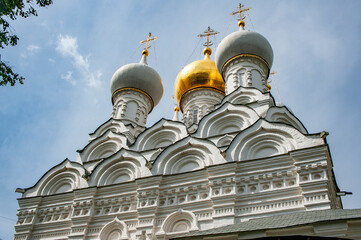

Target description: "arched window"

left=158, top=209, right=199, bottom=236
left=193, top=109, right=198, bottom=124
left=107, top=229, right=122, bottom=240
left=99, top=218, right=129, bottom=240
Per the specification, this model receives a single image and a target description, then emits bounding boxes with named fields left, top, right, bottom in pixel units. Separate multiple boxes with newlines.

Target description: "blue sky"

left=1, top=0, right=361, bottom=239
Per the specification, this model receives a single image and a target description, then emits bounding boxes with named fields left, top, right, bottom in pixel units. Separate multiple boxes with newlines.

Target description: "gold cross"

left=139, top=32, right=158, bottom=51
left=197, top=26, right=219, bottom=48
left=231, top=3, right=251, bottom=21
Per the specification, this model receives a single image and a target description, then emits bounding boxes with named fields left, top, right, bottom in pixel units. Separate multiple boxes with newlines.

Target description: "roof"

left=172, top=209, right=361, bottom=239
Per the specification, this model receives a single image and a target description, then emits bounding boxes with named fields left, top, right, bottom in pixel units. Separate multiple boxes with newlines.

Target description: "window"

left=193, top=109, right=198, bottom=124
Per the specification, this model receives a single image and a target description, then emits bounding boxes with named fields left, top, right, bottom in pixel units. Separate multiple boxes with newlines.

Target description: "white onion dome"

left=110, top=50, right=164, bottom=111
left=215, top=28, right=273, bottom=75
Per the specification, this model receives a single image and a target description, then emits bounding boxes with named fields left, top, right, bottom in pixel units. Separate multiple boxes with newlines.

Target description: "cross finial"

left=197, top=26, right=219, bottom=56
left=198, top=26, right=219, bottom=48
left=139, top=32, right=158, bottom=56
left=231, top=3, right=251, bottom=29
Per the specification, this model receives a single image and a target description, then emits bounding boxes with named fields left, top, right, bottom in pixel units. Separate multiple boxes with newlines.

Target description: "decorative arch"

left=194, top=103, right=259, bottom=138
left=89, top=149, right=151, bottom=186
left=78, top=130, right=127, bottom=162
left=226, top=119, right=324, bottom=161
left=42, top=171, right=77, bottom=195
left=21, top=160, right=86, bottom=198
left=157, top=209, right=199, bottom=236
left=99, top=217, right=129, bottom=240
left=172, top=153, right=203, bottom=174
left=131, top=119, right=187, bottom=151
left=216, top=134, right=235, bottom=147
left=241, top=133, right=291, bottom=160
left=89, top=118, right=132, bottom=140
left=220, top=86, right=273, bottom=106
left=231, top=95, right=253, bottom=105
left=265, top=106, right=308, bottom=134
left=89, top=142, right=118, bottom=160
left=152, top=137, right=226, bottom=175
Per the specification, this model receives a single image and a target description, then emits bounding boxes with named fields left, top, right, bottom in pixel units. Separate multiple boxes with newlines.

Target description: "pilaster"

left=68, top=187, right=97, bottom=240
left=15, top=197, right=42, bottom=240
left=222, top=55, right=268, bottom=95
left=136, top=176, right=163, bottom=240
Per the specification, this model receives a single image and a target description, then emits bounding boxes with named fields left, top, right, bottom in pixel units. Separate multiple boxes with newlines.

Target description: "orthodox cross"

left=231, top=3, right=251, bottom=21
left=197, top=26, right=219, bottom=47
left=139, top=32, right=157, bottom=51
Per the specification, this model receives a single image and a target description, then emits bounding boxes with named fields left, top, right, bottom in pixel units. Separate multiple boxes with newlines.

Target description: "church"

left=14, top=4, right=361, bottom=240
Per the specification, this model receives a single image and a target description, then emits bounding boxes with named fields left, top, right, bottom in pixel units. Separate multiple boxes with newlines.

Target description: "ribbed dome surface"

left=174, top=53, right=224, bottom=107
left=215, top=30, right=273, bottom=74
left=110, top=60, right=163, bottom=108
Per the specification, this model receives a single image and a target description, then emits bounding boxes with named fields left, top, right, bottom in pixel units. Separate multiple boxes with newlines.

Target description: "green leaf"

left=0, top=0, right=52, bottom=86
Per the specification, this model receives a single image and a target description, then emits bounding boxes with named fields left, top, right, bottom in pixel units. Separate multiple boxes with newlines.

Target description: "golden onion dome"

left=174, top=47, right=225, bottom=110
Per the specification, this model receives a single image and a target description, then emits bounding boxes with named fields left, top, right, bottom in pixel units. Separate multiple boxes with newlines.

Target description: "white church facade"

left=14, top=5, right=361, bottom=240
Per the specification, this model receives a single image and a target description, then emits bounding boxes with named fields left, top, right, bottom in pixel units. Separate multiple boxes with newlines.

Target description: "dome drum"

left=223, top=55, right=269, bottom=94
left=112, top=87, right=154, bottom=109
left=179, top=86, right=224, bottom=112
left=222, top=54, right=270, bottom=76
left=181, top=88, right=224, bottom=127
left=111, top=88, right=153, bottom=126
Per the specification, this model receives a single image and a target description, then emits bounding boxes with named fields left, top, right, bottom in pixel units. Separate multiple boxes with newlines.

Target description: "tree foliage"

left=0, top=0, right=52, bottom=86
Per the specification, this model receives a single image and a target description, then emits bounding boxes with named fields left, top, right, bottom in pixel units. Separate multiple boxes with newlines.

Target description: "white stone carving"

left=226, top=119, right=324, bottom=161
left=152, top=137, right=226, bottom=175
left=99, top=217, right=129, bottom=240
left=15, top=80, right=342, bottom=240
left=112, top=89, right=152, bottom=127
left=78, top=130, right=127, bottom=162
left=180, top=89, right=224, bottom=127
left=157, top=209, right=199, bottom=237
left=21, top=160, right=86, bottom=198
left=88, top=118, right=145, bottom=142
left=194, top=103, right=259, bottom=138
left=89, top=149, right=151, bottom=186
left=218, top=86, right=275, bottom=117
left=265, top=106, right=308, bottom=134
left=214, top=133, right=236, bottom=147
left=223, top=56, right=268, bottom=94
left=131, top=119, right=187, bottom=151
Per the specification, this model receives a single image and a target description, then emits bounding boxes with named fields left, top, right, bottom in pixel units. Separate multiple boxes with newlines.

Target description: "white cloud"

left=61, top=71, right=76, bottom=85
left=56, top=34, right=102, bottom=87
left=27, top=44, right=40, bottom=53
left=48, top=58, right=56, bottom=63
left=21, top=44, right=41, bottom=58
